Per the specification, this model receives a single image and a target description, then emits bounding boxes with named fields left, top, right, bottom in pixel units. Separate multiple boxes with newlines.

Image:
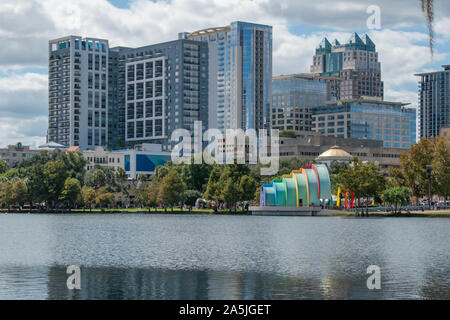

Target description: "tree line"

left=1, top=135, right=447, bottom=212
left=331, top=136, right=450, bottom=212
left=134, top=157, right=315, bottom=213
left=0, top=148, right=315, bottom=212
left=0, top=150, right=126, bottom=211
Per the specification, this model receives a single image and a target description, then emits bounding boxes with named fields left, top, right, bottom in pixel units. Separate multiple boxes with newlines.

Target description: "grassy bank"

left=2, top=208, right=450, bottom=217
left=0, top=208, right=249, bottom=215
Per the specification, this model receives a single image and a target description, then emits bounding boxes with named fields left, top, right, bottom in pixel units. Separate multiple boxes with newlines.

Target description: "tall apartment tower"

left=49, top=36, right=208, bottom=150
left=111, top=39, right=209, bottom=150
left=48, top=36, right=110, bottom=149
left=415, top=65, right=450, bottom=139
left=184, top=21, right=272, bottom=132
left=311, top=33, right=383, bottom=100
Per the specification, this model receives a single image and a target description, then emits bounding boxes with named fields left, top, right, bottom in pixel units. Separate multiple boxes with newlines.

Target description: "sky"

left=0, top=0, right=449, bottom=148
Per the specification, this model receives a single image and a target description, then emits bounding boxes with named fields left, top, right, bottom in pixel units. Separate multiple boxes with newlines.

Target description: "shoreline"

left=1, top=209, right=450, bottom=217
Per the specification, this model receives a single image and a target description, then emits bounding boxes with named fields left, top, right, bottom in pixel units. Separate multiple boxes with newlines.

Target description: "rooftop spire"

left=347, top=32, right=364, bottom=45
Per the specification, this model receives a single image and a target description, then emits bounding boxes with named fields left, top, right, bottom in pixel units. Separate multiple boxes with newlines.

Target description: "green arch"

left=314, top=164, right=333, bottom=207
left=273, top=179, right=287, bottom=206
left=259, top=164, right=332, bottom=208
left=294, top=173, right=308, bottom=207
left=283, top=177, right=298, bottom=207
left=304, top=169, right=320, bottom=206
left=263, top=184, right=276, bottom=206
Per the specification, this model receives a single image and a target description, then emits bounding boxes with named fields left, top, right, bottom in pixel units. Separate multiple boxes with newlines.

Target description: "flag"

left=336, top=186, right=341, bottom=207
left=344, top=188, right=349, bottom=208
left=351, top=192, right=355, bottom=208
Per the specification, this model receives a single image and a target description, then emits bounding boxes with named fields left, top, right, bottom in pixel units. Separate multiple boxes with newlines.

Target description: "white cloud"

left=0, top=72, right=47, bottom=91
left=0, top=73, right=48, bottom=119
left=435, top=17, right=450, bottom=37
left=0, top=117, right=47, bottom=149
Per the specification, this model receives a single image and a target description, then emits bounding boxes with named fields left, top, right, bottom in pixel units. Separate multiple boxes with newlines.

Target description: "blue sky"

left=0, top=0, right=449, bottom=147
left=107, top=0, right=130, bottom=9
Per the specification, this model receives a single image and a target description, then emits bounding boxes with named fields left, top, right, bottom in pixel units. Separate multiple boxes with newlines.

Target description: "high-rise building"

left=184, top=21, right=272, bottom=132
left=311, top=33, right=383, bottom=100
left=48, top=36, right=110, bottom=148
left=415, top=65, right=450, bottom=139
left=311, top=100, right=416, bottom=149
left=272, top=74, right=341, bottom=133
left=112, top=40, right=209, bottom=150
left=48, top=36, right=208, bottom=150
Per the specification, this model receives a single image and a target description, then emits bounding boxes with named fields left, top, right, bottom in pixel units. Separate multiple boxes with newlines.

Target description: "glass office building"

left=185, top=21, right=272, bottom=132
left=312, top=100, right=416, bottom=148
left=272, top=74, right=341, bottom=133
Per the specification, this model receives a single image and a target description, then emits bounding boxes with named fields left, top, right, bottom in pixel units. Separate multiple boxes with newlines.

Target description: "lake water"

left=0, top=214, right=448, bottom=300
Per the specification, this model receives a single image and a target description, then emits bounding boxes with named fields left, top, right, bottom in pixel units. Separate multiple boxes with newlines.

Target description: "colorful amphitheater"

left=259, top=163, right=333, bottom=208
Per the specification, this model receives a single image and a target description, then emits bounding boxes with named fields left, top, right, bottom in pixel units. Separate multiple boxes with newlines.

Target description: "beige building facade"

left=0, top=143, right=40, bottom=168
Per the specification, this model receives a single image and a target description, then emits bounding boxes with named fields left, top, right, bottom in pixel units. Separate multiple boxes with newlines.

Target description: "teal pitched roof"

left=331, top=39, right=341, bottom=46
left=361, top=34, right=376, bottom=51
left=318, top=37, right=331, bottom=50
left=347, top=32, right=364, bottom=45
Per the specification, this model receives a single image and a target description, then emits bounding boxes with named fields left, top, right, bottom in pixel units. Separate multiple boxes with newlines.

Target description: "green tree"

left=95, top=187, right=115, bottom=208
left=147, top=182, right=160, bottom=211
left=221, top=178, right=239, bottom=213
left=154, top=164, right=171, bottom=182
left=59, top=177, right=81, bottom=209
left=81, top=186, right=96, bottom=212
left=26, top=164, right=47, bottom=206
left=135, top=182, right=150, bottom=208
left=43, top=160, right=69, bottom=207
left=337, top=157, right=363, bottom=205
left=279, top=130, right=297, bottom=138
left=382, top=187, right=411, bottom=214
left=0, top=181, right=14, bottom=209
left=0, top=160, right=7, bottom=175
left=85, top=167, right=107, bottom=189
left=238, top=175, right=257, bottom=211
left=115, top=167, right=130, bottom=206
left=395, top=137, right=448, bottom=198
left=157, top=170, right=186, bottom=212
left=11, top=180, right=28, bottom=209
left=204, top=165, right=223, bottom=204
left=359, top=161, right=386, bottom=207
left=180, top=159, right=212, bottom=192
left=337, top=157, right=386, bottom=207
left=254, top=185, right=261, bottom=205
left=183, top=189, right=203, bottom=209
left=432, top=136, right=450, bottom=198
left=65, top=151, right=88, bottom=183
left=137, top=173, right=148, bottom=184
left=400, top=138, right=434, bottom=197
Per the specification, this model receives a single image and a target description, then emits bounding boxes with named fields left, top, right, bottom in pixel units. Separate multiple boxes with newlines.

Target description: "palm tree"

left=421, top=0, right=434, bottom=56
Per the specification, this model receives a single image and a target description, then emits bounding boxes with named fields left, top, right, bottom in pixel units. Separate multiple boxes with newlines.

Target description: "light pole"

left=426, top=165, right=432, bottom=210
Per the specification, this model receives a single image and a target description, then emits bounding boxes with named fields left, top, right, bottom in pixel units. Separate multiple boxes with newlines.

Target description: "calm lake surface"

left=0, top=214, right=448, bottom=300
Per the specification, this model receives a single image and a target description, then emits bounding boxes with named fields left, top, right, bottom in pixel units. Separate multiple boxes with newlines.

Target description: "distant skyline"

left=0, top=0, right=449, bottom=147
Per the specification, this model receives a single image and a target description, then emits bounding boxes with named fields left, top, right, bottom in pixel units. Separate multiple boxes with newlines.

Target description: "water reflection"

left=0, top=215, right=448, bottom=299
left=43, top=266, right=377, bottom=300
left=43, top=265, right=449, bottom=300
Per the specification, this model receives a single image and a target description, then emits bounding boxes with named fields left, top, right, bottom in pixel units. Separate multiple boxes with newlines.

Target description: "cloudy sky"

left=0, top=0, right=449, bottom=148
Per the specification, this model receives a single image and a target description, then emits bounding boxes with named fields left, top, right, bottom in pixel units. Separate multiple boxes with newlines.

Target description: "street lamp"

left=426, top=164, right=432, bottom=210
